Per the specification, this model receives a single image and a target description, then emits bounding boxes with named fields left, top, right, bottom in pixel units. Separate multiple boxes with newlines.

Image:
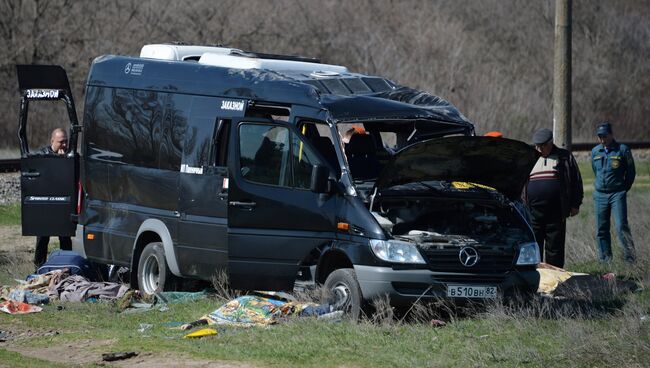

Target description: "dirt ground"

left=4, top=340, right=256, bottom=367
left=0, top=323, right=257, bottom=368
left=1, top=318, right=256, bottom=368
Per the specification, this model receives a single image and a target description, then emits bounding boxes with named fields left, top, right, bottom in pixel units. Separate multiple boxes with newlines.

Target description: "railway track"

left=0, top=158, right=20, bottom=173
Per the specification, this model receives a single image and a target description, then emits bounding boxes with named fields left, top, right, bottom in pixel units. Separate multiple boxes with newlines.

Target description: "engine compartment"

left=373, top=197, right=533, bottom=250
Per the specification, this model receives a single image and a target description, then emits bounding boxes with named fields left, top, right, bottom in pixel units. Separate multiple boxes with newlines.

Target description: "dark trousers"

left=35, top=236, right=72, bottom=268
left=529, top=206, right=566, bottom=268
left=594, top=190, right=636, bottom=263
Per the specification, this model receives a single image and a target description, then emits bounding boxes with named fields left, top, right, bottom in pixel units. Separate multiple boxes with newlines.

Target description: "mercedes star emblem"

left=459, top=246, right=479, bottom=267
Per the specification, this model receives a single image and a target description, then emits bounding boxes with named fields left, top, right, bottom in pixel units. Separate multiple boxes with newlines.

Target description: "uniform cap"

left=532, top=128, right=553, bottom=145
left=597, top=122, right=612, bottom=136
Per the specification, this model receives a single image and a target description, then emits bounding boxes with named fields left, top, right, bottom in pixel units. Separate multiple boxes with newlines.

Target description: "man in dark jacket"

left=34, top=128, right=72, bottom=267
left=523, top=128, right=583, bottom=268
left=591, top=122, right=636, bottom=263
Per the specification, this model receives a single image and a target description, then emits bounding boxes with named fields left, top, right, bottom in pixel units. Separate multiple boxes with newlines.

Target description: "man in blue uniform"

left=591, top=122, right=636, bottom=263
left=524, top=128, right=583, bottom=268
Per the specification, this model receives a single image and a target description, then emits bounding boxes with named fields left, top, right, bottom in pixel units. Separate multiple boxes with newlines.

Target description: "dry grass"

left=210, top=269, right=243, bottom=302
left=566, top=188, right=650, bottom=270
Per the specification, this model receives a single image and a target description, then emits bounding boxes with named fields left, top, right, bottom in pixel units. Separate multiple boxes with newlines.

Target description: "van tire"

left=322, top=268, right=363, bottom=320
left=137, top=242, right=173, bottom=297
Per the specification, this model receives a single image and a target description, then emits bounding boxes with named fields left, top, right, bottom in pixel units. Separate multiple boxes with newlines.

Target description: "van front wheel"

left=322, top=268, right=363, bottom=320
left=137, top=242, right=173, bottom=297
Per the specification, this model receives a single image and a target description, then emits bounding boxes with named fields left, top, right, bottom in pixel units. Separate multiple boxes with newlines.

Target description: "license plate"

left=446, top=285, right=497, bottom=299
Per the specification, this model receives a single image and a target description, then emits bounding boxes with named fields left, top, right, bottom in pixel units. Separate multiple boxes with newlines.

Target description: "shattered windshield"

left=336, top=120, right=467, bottom=183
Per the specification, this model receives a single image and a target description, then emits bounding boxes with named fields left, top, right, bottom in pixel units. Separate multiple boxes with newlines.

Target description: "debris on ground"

left=0, top=300, right=43, bottom=314
left=430, top=319, right=447, bottom=327
left=179, top=295, right=336, bottom=329
left=102, top=351, right=138, bottom=362
left=161, top=321, right=185, bottom=329
left=119, top=290, right=210, bottom=314
left=0, top=269, right=67, bottom=304
left=602, top=272, right=616, bottom=281
left=48, top=274, right=129, bottom=302
left=138, top=323, right=153, bottom=333
left=0, top=330, right=11, bottom=342
left=184, top=328, right=218, bottom=339
left=36, top=250, right=93, bottom=278
left=1, top=269, right=129, bottom=305
left=536, top=263, right=640, bottom=299
left=537, top=264, right=587, bottom=295
left=553, top=274, right=639, bottom=300
left=7, top=289, right=50, bottom=305
left=156, top=290, right=210, bottom=304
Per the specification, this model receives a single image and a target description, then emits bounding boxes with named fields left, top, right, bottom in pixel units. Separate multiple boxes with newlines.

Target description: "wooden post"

left=553, top=0, right=572, bottom=150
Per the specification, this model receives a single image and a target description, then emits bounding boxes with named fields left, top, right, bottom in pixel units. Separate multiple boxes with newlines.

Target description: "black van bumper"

left=354, top=265, right=540, bottom=306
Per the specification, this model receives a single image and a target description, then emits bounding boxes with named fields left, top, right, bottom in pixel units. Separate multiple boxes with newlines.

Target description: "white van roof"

left=197, top=53, right=348, bottom=74
left=140, top=44, right=236, bottom=61
left=139, top=44, right=349, bottom=74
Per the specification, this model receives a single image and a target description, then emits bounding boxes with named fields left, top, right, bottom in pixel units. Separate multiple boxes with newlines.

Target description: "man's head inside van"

left=342, top=125, right=366, bottom=144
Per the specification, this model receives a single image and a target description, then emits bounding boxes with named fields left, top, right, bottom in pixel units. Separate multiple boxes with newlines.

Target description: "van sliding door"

left=176, top=97, right=231, bottom=278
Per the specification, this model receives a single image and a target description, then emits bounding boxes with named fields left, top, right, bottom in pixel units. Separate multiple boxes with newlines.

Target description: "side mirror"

left=310, top=164, right=331, bottom=193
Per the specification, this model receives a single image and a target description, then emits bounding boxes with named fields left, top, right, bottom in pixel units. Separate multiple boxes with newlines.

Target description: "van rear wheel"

left=322, top=268, right=363, bottom=320
left=137, top=242, right=173, bottom=297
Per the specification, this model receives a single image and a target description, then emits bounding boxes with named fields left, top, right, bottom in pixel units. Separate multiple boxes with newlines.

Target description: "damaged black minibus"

left=17, top=44, right=540, bottom=317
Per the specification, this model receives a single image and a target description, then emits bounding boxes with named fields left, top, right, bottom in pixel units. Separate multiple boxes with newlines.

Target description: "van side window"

left=298, top=121, right=340, bottom=177
left=246, top=104, right=290, bottom=122
left=182, top=119, right=214, bottom=169
left=160, top=94, right=191, bottom=171
left=239, top=124, right=291, bottom=186
left=85, top=87, right=164, bottom=167
left=182, top=96, right=220, bottom=169
left=291, top=134, right=322, bottom=189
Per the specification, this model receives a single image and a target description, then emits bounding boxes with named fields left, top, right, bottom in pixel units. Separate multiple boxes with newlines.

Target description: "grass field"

left=0, top=163, right=649, bottom=367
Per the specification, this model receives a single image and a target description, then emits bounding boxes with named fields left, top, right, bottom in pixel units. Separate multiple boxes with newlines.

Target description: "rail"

left=0, top=141, right=648, bottom=173
left=0, top=158, right=20, bottom=173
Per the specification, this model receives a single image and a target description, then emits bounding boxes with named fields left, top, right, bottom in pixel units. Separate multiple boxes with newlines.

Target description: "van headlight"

left=369, top=239, right=426, bottom=264
left=516, top=242, right=540, bottom=265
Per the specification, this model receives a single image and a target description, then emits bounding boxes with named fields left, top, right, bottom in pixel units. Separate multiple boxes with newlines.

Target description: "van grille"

left=421, top=244, right=515, bottom=273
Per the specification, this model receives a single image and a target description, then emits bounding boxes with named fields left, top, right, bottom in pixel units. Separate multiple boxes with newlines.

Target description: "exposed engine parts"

left=373, top=198, right=532, bottom=249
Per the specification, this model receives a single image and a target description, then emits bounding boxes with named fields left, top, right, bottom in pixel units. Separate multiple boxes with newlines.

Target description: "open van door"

left=227, top=117, right=339, bottom=291
left=16, top=65, right=81, bottom=236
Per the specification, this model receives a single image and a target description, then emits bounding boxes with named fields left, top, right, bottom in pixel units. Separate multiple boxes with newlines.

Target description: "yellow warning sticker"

left=451, top=181, right=495, bottom=191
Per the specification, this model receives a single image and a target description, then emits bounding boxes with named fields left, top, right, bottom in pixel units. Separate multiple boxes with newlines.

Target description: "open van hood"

left=375, top=136, right=539, bottom=200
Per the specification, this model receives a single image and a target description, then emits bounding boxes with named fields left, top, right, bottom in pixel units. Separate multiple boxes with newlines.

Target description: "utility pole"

left=553, top=0, right=572, bottom=150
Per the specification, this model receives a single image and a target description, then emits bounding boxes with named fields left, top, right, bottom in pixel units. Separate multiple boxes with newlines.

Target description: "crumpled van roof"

left=89, top=50, right=473, bottom=129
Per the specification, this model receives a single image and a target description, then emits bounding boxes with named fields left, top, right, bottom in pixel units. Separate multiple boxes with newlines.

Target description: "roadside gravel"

left=0, top=172, right=20, bottom=204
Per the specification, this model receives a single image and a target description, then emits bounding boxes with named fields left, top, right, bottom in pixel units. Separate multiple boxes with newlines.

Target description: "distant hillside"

left=0, top=0, right=648, bottom=150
